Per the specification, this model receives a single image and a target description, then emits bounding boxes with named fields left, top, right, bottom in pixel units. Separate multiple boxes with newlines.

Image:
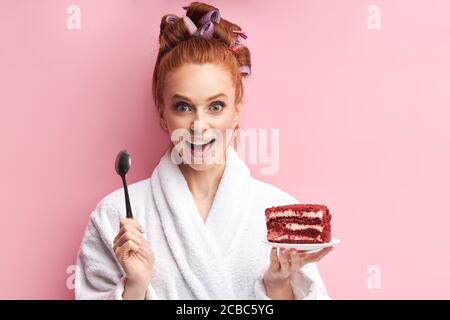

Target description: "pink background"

left=1, top=0, right=449, bottom=299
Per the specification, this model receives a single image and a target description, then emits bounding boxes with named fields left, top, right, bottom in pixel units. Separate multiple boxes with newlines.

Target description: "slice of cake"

left=265, top=204, right=332, bottom=244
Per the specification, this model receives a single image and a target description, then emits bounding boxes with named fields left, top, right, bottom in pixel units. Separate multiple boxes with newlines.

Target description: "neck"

left=178, top=162, right=226, bottom=200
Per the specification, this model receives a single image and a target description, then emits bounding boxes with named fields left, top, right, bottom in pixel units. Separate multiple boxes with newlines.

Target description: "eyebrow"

left=171, top=93, right=227, bottom=103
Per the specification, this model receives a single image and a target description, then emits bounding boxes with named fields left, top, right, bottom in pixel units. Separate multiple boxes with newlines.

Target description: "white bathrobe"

left=75, top=146, right=330, bottom=300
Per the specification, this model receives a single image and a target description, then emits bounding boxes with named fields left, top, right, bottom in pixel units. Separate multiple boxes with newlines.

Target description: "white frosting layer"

left=285, top=223, right=323, bottom=232
left=303, top=210, right=324, bottom=219
left=268, top=209, right=324, bottom=220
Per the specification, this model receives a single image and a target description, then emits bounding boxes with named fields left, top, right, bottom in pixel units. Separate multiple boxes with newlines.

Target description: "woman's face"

left=161, top=63, right=242, bottom=171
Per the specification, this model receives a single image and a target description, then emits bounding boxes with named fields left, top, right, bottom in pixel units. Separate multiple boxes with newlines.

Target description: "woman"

left=75, top=2, right=333, bottom=300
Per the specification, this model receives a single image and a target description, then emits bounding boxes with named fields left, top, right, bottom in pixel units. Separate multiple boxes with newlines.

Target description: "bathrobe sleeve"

left=75, top=202, right=158, bottom=300
left=253, top=263, right=331, bottom=300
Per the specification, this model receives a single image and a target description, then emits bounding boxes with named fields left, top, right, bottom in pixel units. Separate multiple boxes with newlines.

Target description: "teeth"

left=187, top=139, right=214, bottom=146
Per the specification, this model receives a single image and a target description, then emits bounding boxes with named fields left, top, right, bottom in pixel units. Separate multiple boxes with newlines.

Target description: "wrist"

left=263, top=277, right=293, bottom=300
left=263, top=276, right=291, bottom=290
left=263, top=270, right=291, bottom=286
left=122, top=278, right=149, bottom=300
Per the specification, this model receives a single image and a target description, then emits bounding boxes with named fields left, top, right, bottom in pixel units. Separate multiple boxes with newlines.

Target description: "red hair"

left=152, top=2, right=252, bottom=120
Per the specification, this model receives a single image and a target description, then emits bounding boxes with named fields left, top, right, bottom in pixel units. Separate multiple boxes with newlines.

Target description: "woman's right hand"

left=113, top=218, right=155, bottom=299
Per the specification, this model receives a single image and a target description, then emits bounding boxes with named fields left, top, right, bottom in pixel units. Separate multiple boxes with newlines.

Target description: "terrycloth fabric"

left=75, top=146, right=331, bottom=300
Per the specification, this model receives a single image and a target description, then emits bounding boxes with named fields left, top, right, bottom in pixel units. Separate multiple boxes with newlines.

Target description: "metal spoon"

left=115, top=149, right=133, bottom=219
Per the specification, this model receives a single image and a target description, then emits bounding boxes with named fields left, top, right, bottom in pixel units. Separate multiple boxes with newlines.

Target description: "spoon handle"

left=121, top=175, right=133, bottom=219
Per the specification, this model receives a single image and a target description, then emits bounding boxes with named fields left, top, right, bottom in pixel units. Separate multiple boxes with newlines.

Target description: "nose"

left=190, top=113, right=210, bottom=135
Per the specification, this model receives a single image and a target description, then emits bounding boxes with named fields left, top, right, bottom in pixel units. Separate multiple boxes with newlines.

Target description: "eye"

left=175, top=102, right=192, bottom=113
left=209, top=101, right=225, bottom=113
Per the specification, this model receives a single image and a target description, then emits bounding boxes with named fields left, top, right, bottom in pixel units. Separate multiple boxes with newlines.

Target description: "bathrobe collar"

left=150, top=145, right=252, bottom=299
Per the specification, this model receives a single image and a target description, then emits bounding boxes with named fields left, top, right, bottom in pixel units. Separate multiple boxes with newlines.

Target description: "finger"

left=278, top=248, right=290, bottom=270
left=119, top=223, right=143, bottom=238
left=117, top=240, right=140, bottom=259
left=297, top=250, right=308, bottom=259
left=115, top=235, right=151, bottom=262
left=120, top=218, right=145, bottom=233
left=115, top=230, right=144, bottom=248
left=305, top=247, right=334, bottom=262
left=289, top=248, right=298, bottom=256
left=140, top=241, right=154, bottom=261
left=289, top=251, right=302, bottom=273
left=120, top=218, right=144, bottom=233
left=286, top=248, right=295, bottom=267
left=114, top=225, right=141, bottom=246
left=289, top=248, right=298, bottom=260
left=114, top=225, right=142, bottom=246
left=269, top=247, right=280, bottom=272
left=311, top=247, right=333, bottom=258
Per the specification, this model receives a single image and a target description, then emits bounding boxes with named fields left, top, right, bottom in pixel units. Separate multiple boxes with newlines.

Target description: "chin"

left=178, top=138, right=228, bottom=169
left=186, top=162, right=215, bottom=171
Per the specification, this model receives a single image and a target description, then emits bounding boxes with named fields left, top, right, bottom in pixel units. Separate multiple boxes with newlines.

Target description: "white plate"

left=262, top=237, right=340, bottom=251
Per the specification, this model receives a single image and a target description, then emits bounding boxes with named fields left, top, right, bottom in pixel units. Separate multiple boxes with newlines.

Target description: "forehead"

left=164, top=64, right=235, bottom=101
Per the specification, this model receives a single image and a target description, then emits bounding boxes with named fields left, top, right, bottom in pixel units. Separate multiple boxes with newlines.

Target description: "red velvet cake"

left=265, top=204, right=332, bottom=244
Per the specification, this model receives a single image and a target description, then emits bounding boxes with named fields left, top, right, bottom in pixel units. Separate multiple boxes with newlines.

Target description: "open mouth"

left=185, top=138, right=216, bottom=156
left=186, top=138, right=215, bottom=150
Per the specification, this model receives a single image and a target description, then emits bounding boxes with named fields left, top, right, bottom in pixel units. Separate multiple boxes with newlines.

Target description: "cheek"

left=210, top=111, right=238, bottom=129
left=210, top=119, right=237, bottom=146
left=164, top=112, right=191, bottom=131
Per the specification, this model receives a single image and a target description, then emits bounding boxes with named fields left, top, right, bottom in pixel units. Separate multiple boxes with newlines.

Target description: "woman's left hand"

left=263, top=247, right=333, bottom=289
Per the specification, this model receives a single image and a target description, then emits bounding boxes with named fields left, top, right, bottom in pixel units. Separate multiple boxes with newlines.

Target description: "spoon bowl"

left=115, top=150, right=133, bottom=219
left=115, top=150, right=131, bottom=177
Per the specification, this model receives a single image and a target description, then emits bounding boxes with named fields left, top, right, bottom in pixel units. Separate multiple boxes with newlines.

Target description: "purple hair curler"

left=198, top=9, right=221, bottom=26
left=199, top=21, right=215, bottom=39
left=239, top=65, right=250, bottom=76
left=165, top=15, right=178, bottom=24
left=183, top=16, right=198, bottom=36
